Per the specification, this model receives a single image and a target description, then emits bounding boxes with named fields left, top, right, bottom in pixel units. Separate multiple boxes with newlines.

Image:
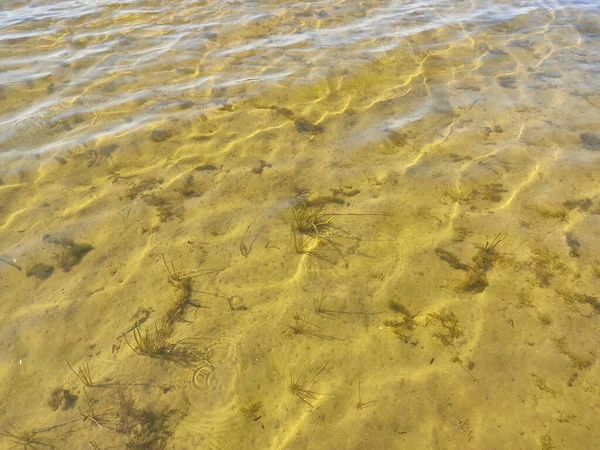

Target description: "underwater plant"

left=289, top=362, right=329, bottom=409
left=66, top=361, right=95, bottom=388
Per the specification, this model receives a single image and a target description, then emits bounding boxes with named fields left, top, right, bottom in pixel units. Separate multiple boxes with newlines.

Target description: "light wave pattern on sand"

left=0, top=0, right=599, bottom=449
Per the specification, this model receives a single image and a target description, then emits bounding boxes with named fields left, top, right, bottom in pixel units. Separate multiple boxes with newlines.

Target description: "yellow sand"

left=0, top=1, right=599, bottom=449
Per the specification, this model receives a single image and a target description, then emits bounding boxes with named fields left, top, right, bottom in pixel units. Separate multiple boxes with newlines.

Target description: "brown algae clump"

left=26, top=262, right=55, bottom=280
left=44, top=235, right=93, bottom=272
left=457, top=233, right=504, bottom=293
left=385, top=299, right=418, bottom=344
left=427, top=309, right=463, bottom=346
left=554, top=337, right=595, bottom=370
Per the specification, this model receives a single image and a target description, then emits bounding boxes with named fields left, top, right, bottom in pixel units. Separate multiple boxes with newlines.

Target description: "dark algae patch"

left=113, top=389, right=178, bottom=450
left=580, top=132, right=600, bottom=150
left=44, top=235, right=93, bottom=271
left=554, top=337, right=595, bottom=370
left=385, top=300, right=418, bottom=344
left=174, top=174, right=201, bottom=198
left=26, top=262, right=55, bottom=280
left=126, top=177, right=163, bottom=199
left=294, top=118, right=324, bottom=134
left=474, top=183, right=508, bottom=202
left=151, top=129, right=174, bottom=143
left=142, top=194, right=185, bottom=222
left=48, top=388, right=78, bottom=411
left=195, top=164, right=218, bottom=172
left=564, top=232, right=580, bottom=258
left=427, top=309, right=463, bottom=346
left=457, top=233, right=504, bottom=293
left=556, top=288, right=600, bottom=312
left=255, top=104, right=324, bottom=134
left=435, top=247, right=469, bottom=271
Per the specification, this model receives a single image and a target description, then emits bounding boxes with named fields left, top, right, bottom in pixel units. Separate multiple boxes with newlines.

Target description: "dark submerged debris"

left=530, top=203, right=568, bottom=221
left=529, top=249, right=568, bottom=287
left=126, top=177, right=163, bottom=199
left=384, top=301, right=418, bottom=344
left=564, top=232, right=581, bottom=257
left=142, top=194, right=184, bottom=222
left=79, top=389, right=118, bottom=430
left=0, top=254, right=22, bottom=271
left=427, top=309, right=463, bottom=346
left=435, top=248, right=469, bottom=271
left=567, top=372, right=578, bottom=387
left=194, top=164, right=218, bottom=172
left=0, top=424, right=55, bottom=449
left=474, top=183, right=508, bottom=202
left=498, top=76, right=517, bottom=88
left=537, top=311, right=552, bottom=325
left=174, top=174, right=201, bottom=198
left=457, top=233, right=504, bottom=293
left=554, top=337, right=595, bottom=370
left=356, top=380, right=377, bottom=410
left=255, top=104, right=324, bottom=134
left=162, top=278, right=201, bottom=329
left=161, top=254, right=223, bottom=325
left=290, top=202, right=389, bottom=267
left=124, top=324, right=204, bottom=367
left=251, top=160, right=272, bottom=174
left=100, top=143, right=119, bottom=158
left=452, top=355, right=477, bottom=381
left=239, top=226, right=260, bottom=257
left=563, top=197, right=592, bottom=211
left=150, top=129, right=174, bottom=143
left=66, top=361, right=95, bottom=388
left=288, top=311, right=342, bottom=341
left=289, top=362, right=329, bottom=408
left=44, top=236, right=93, bottom=272
left=294, top=118, right=324, bottom=134
left=306, top=195, right=345, bottom=207
left=387, top=129, right=408, bottom=146
left=556, top=288, right=600, bottom=312
left=113, top=389, right=176, bottom=450
left=291, top=203, right=347, bottom=266
left=313, top=293, right=379, bottom=319
left=48, top=388, right=78, bottom=411
left=237, top=401, right=263, bottom=421
left=226, top=295, right=247, bottom=311
left=330, top=185, right=360, bottom=197
left=26, top=262, right=55, bottom=280
left=580, top=132, right=600, bottom=151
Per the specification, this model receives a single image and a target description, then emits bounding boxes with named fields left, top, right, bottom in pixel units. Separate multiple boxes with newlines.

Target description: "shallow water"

left=1, top=0, right=599, bottom=448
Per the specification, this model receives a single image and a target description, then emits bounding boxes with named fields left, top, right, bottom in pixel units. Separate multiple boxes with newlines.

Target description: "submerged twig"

left=240, top=225, right=260, bottom=257
left=356, top=379, right=378, bottom=410
left=0, top=254, right=22, bottom=271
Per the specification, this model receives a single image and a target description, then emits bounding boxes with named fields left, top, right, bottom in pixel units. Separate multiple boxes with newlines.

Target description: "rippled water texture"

left=1, top=0, right=599, bottom=448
